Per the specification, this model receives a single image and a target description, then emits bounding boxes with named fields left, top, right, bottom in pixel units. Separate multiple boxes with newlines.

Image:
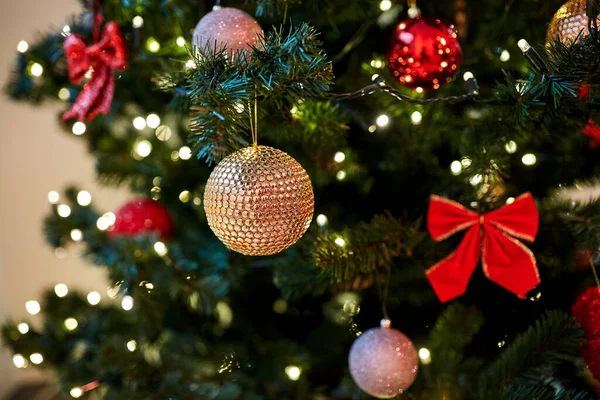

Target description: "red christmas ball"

left=572, top=286, right=600, bottom=380
left=387, top=17, right=462, bottom=92
left=109, top=199, right=173, bottom=240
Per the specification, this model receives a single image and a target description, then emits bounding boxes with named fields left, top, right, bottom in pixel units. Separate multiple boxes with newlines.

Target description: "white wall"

left=0, top=1, right=127, bottom=396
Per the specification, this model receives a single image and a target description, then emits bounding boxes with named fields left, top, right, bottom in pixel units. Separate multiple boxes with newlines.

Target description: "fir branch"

left=503, top=384, right=592, bottom=400
left=553, top=197, right=600, bottom=249
left=428, top=303, right=484, bottom=353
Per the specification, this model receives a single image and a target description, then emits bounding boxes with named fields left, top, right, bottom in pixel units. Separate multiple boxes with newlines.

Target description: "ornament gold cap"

left=380, top=318, right=392, bottom=329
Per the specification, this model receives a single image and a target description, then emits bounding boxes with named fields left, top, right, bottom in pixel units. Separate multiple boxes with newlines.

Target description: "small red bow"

left=62, top=21, right=127, bottom=121
left=426, top=193, right=540, bottom=302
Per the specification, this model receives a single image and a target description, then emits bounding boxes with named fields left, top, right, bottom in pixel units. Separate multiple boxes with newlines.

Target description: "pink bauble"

left=349, top=322, right=419, bottom=399
left=192, top=6, right=263, bottom=55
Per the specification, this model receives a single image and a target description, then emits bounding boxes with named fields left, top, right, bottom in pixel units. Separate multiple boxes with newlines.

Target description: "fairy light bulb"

left=132, top=16, right=144, bottom=28
left=285, top=365, right=302, bottom=381
left=146, top=37, right=160, bottom=53
left=450, top=160, right=462, bottom=175
left=376, top=114, right=389, bottom=127
left=334, top=152, right=346, bottom=163
left=522, top=153, right=537, bottom=166
left=70, top=229, right=83, bottom=241
left=13, top=354, right=27, bottom=368
left=499, top=49, right=510, bottom=62
left=17, top=40, right=29, bottom=53
left=316, top=214, right=328, bottom=227
left=57, top=204, right=71, bottom=217
left=64, top=318, right=78, bottom=331
left=411, top=111, right=422, bottom=125
left=121, top=296, right=134, bottom=311
left=179, top=146, right=192, bottom=160
left=70, top=387, right=83, bottom=398
left=77, top=190, right=92, bottom=206
left=154, top=241, right=168, bottom=256
left=135, top=140, right=152, bottom=158
left=18, top=323, right=29, bottom=334
left=176, top=36, right=186, bottom=46
left=379, top=0, right=392, bottom=11
left=54, top=283, right=69, bottom=298
left=335, top=237, right=346, bottom=247
left=25, top=301, right=40, bottom=315
left=127, top=340, right=137, bottom=352
left=146, top=113, right=160, bottom=129
left=72, top=121, right=86, bottom=135
left=505, top=140, right=517, bottom=154
left=30, top=353, right=43, bottom=365
left=30, top=63, right=43, bottom=77
left=48, top=191, right=60, bottom=204
left=87, top=291, right=101, bottom=305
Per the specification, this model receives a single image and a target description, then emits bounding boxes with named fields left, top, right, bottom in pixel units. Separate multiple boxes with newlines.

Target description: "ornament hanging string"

left=248, top=89, right=259, bottom=147
left=374, top=266, right=391, bottom=321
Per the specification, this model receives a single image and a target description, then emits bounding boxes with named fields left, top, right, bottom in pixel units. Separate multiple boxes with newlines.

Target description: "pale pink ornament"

left=348, top=320, right=419, bottom=399
left=192, top=6, right=263, bottom=55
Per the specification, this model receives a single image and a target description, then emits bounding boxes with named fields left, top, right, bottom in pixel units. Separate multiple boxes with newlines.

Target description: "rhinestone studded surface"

left=547, top=0, right=600, bottom=44
left=204, top=146, right=314, bottom=256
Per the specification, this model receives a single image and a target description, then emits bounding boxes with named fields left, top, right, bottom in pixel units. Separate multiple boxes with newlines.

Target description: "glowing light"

left=522, top=153, right=537, bottom=166
left=376, top=114, right=389, bottom=127
left=500, top=49, right=511, bottom=62
left=185, top=59, right=197, bottom=70
left=416, top=87, right=424, bottom=93
left=122, top=296, right=134, bottom=311
left=336, top=170, right=347, bottom=180
left=216, top=301, right=233, bottom=327
left=62, top=25, right=71, bottom=36
left=146, top=37, right=160, bottom=53
left=290, top=105, right=298, bottom=115
left=334, top=152, right=346, bottom=163
left=460, top=157, right=472, bottom=168
left=57, top=204, right=71, bottom=217
left=176, top=36, right=186, bottom=47
left=463, top=71, right=474, bottom=81
left=498, top=340, right=506, bottom=348
left=450, top=161, right=462, bottom=175
left=273, top=298, right=288, bottom=314
left=234, top=102, right=245, bottom=113
left=316, top=214, right=328, bottom=227
left=132, top=15, right=144, bottom=28
left=58, top=88, right=70, bottom=101
left=48, top=191, right=60, bottom=204
left=179, top=146, right=192, bottom=160
left=285, top=365, right=302, bottom=381
left=335, top=237, right=346, bottom=247
left=146, top=113, right=161, bottom=129
left=55, top=283, right=69, bottom=298
left=193, top=197, right=202, bottom=206
left=18, top=323, right=29, bottom=334
left=64, top=318, right=78, bottom=331
left=371, top=74, right=380, bottom=81
left=133, top=116, right=146, bottom=130
left=379, top=0, right=392, bottom=11
left=87, top=291, right=101, bottom=305
left=506, top=197, right=515, bottom=205
left=70, top=229, right=83, bottom=241
left=179, top=190, right=191, bottom=203
left=370, top=60, right=384, bottom=69
left=418, top=348, right=432, bottom=364
left=145, top=282, right=154, bottom=290
left=127, top=340, right=137, bottom=352
left=154, top=241, right=168, bottom=256
left=97, top=212, right=115, bottom=230
left=411, top=111, right=423, bottom=125
left=26, top=301, right=40, bottom=315
left=135, top=140, right=152, bottom=158
left=17, top=40, right=29, bottom=53
left=77, top=190, right=92, bottom=206
left=13, top=354, right=27, bottom=368
left=368, top=125, right=377, bottom=133
left=70, top=387, right=83, bottom=398
left=30, top=353, right=43, bottom=364
left=470, top=174, right=483, bottom=186
left=30, top=63, right=43, bottom=77
left=72, top=121, right=86, bottom=135
left=505, top=140, right=517, bottom=154
left=517, top=39, right=531, bottom=52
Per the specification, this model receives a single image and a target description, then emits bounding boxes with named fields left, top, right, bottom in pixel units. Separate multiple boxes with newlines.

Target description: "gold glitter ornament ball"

left=349, top=322, right=419, bottom=399
left=547, top=0, right=600, bottom=44
left=204, top=145, right=314, bottom=256
left=193, top=6, right=263, bottom=55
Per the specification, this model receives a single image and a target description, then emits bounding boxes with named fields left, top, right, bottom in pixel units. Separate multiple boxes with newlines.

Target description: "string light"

left=450, top=160, right=462, bottom=175
left=133, top=117, right=146, bottom=130
left=497, top=340, right=506, bottom=348
left=379, top=0, right=392, bottom=11
left=334, top=152, right=346, bottom=163
left=70, top=387, right=83, bottom=398
left=77, top=190, right=92, bottom=206
left=121, top=296, right=134, bottom=311
left=470, top=174, right=483, bottom=185
left=87, top=291, right=101, bottom=305
left=135, top=140, right=152, bottom=158
left=316, top=214, right=328, bottom=227
left=460, top=157, right=472, bottom=168
left=176, top=36, right=186, bottom=47
left=411, top=111, right=423, bottom=125
left=368, top=125, right=377, bottom=133
left=499, top=49, right=511, bottom=62
left=72, top=121, right=86, bottom=135
left=127, top=340, right=137, bottom=352
left=154, top=241, right=168, bottom=256
left=97, top=212, right=116, bottom=231
left=376, top=114, right=389, bottom=127
left=185, top=59, right=197, bottom=70
left=193, top=197, right=202, bottom=206
left=146, top=113, right=161, bottom=129
left=26, top=301, right=40, bottom=315
left=13, top=354, right=27, bottom=368
left=70, top=229, right=83, bottom=241
left=30, top=63, right=43, bottom=77
left=273, top=298, right=288, bottom=314
left=55, top=283, right=69, bottom=298
left=155, top=125, right=172, bottom=141
left=216, top=301, right=233, bottom=327
left=336, top=170, right=347, bottom=180
left=506, top=197, right=515, bottom=204
left=57, top=204, right=71, bottom=217
left=285, top=365, right=302, bottom=381
left=505, top=140, right=517, bottom=154
left=335, top=237, right=346, bottom=247
left=132, top=16, right=144, bottom=28
left=58, top=88, right=70, bottom=101
left=146, top=37, right=160, bottom=53
left=179, top=146, right=192, bottom=160
left=48, top=190, right=60, bottom=204
left=30, top=353, right=43, bottom=364
left=18, top=323, right=29, bottom=334
left=179, top=190, right=191, bottom=203
left=371, top=74, right=380, bottom=81
left=62, top=25, right=71, bottom=36
left=17, top=40, right=29, bottom=53
left=64, top=318, right=78, bottom=331
left=522, top=153, right=537, bottom=166
left=418, top=348, right=432, bottom=365
left=370, top=60, right=384, bottom=69
left=234, top=102, right=245, bottom=113
left=463, top=71, right=474, bottom=81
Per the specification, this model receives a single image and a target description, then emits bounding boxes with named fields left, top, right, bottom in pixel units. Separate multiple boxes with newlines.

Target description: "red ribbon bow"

left=62, top=21, right=127, bottom=121
left=426, top=193, right=540, bottom=302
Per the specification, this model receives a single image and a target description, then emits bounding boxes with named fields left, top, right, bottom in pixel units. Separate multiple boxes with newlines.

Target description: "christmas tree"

left=4, top=0, right=600, bottom=398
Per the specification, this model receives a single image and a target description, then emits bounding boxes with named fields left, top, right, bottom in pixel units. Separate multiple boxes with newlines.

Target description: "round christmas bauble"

left=203, top=145, right=314, bottom=256
left=387, top=17, right=462, bottom=92
left=109, top=199, right=173, bottom=239
left=193, top=6, right=263, bottom=55
left=348, top=321, right=419, bottom=398
left=572, top=286, right=600, bottom=381
left=547, top=0, right=600, bottom=44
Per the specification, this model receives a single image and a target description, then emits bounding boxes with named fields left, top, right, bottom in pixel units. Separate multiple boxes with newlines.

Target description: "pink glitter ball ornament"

left=192, top=6, right=263, bottom=56
left=348, top=320, right=419, bottom=399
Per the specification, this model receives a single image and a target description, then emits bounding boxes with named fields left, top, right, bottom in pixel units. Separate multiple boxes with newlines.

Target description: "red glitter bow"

left=426, top=193, right=540, bottom=302
left=62, top=21, right=127, bottom=121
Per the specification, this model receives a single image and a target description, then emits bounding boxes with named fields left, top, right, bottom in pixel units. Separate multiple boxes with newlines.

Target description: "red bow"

left=62, top=21, right=127, bottom=121
left=426, top=193, right=540, bottom=302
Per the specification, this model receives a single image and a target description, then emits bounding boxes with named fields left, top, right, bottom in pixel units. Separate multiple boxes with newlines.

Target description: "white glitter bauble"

left=348, top=322, right=419, bottom=399
left=193, top=6, right=263, bottom=55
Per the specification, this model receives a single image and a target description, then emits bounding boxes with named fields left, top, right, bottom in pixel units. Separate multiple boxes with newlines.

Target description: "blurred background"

left=0, top=0, right=127, bottom=396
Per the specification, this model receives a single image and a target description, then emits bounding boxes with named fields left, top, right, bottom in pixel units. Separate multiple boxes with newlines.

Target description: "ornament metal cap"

left=380, top=318, right=392, bottom=329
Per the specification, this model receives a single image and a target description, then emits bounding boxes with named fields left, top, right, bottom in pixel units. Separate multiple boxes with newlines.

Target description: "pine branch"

left=503, top=384, right=592, bottom=400
left=428, top=303, right=484, bottom=353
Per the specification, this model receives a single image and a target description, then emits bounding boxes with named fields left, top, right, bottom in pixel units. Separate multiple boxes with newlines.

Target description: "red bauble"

left=572, top=286, right=600, bottom=381
left=109, top=199, right=173, bottom=239
left=387, top=17, right=462, bottom=92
